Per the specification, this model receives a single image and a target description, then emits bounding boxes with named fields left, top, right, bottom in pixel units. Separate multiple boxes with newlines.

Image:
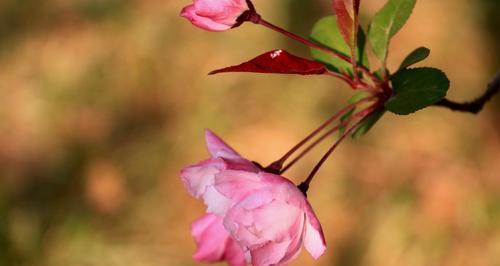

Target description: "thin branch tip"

left=434, top=71, right=500, bottom=114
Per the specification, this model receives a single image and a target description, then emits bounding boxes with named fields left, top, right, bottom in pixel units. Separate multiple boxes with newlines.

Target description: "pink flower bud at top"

left=180, top=0, right=252, bottom=32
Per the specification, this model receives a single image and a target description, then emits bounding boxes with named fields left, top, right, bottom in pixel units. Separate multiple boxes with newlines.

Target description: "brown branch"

left=434, top=71, right=500, bottom=114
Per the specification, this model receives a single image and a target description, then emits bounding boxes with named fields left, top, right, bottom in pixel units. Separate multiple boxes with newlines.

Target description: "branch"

left=434, top=71, right=500, bottom=114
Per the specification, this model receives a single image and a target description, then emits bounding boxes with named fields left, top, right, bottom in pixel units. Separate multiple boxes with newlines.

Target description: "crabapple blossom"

left=181, top=130, right=326, bottom=265
left=215, top=170, right=327, bottom=265
left=180, top=0, right=251, bottom=32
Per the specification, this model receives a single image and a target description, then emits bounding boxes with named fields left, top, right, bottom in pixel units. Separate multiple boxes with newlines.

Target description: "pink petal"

left=203, top=185, right=232, bottom=214
left=214, top=170, right=267, bottom=203
left=257, top=172, right=305, bottom=208
left=223, top=189, right=303, bottom=248
left=192, top=214, right=247, bottom=265
left=249, top=240, right=292, bottom=266
left=303, top=201, right=327, bottom=259
left=194, top=0, right=248, bottom=25
left=204, top=169, right=271, bottom=215
left=223, top=190, right=275, bottom=247
left=180, top=5, right=232, bottom=32
left=223, top=158, right=260, bottom=173
left=205, top=129, right=242, bottom=160
left=180, top=158, right=226, bottom=198
left=275, top=214, right=306, bottom=265
left=224, top=238, right=247, bottom=266
left=180, top=159, right=235, bottom=215
left=257, top=172, right=295, bottom=186
left=205, top=130, right=259, bottom=172
left=214, top=171, right=294, bottom=203
left=191, top=214, right=229, bottom=262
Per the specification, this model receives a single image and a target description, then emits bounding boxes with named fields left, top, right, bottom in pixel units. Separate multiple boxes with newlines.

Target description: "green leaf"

left=310, top=16, right=369, bottom=75
left=385, top=67, right=449, bottom=115
left=356, top=27, right=369, bottom=74
left=368, top=0, right=416, bottom=64
left=352, top=108, right=386, bottom=138
left=398, top=47, right=430, bottom=70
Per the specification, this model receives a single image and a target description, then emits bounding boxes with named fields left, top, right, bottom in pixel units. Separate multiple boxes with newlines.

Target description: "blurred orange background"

left=0, top=0, right=499, bottom=265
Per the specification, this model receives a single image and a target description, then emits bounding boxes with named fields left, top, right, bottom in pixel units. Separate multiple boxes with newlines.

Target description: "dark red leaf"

left=333, top=0, right=354, bottom=47
left=209, top=49, right=327, bottom=75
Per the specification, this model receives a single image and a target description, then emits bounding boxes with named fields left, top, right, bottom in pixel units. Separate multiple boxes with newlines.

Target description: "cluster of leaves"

left=212, top=0, right=450, bottom=136
left=313, top=0, right=448, bottom=112
left=313, top=0, right=449, bottom=129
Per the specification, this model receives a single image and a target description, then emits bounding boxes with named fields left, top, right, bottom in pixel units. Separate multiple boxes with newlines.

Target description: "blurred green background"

left=0, top=0, right=499, bottom=265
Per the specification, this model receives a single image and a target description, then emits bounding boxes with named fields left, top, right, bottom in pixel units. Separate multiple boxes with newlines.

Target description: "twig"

left=434, top=71, right=500, bottom=114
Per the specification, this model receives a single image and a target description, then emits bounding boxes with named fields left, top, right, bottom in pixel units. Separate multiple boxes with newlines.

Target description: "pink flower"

left=181, top=130, right=326, bottom=266
left=192, top=214, right=246, bottom=266
left=180, top=0, right=251, bottom=32
left=215, top=170, right=327, bottom=265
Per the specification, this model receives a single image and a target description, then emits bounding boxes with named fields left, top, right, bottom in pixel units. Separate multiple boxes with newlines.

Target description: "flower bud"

left=181, top=0, right=251, bottom=32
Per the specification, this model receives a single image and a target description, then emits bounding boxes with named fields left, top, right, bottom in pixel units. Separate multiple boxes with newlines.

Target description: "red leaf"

left=209, top=50, right=327, bottom=75
left=333, top=0, right=354, bottom=47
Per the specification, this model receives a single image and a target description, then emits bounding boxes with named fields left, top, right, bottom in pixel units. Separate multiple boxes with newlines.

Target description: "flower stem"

left=281, top=105, right=372, bottom=174
left=298, top=105, right=376, bottom=194
left=248, top=14, right=380, bottom=84
left=256, top=18, right=351, bottom=63
left=325, top=71, right=353, bottom=87
left=319, top=65, right=375, bottom=93
left=265, top=96, right=375, bottom=173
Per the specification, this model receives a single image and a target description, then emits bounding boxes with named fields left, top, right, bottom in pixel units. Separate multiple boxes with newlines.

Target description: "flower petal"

left=192, top=214, right=247, bottom=265
left=249, top=240, right=292, bottom=266
left=180, top=158, right=225, bottom=198
left=194, top=0, right=249, bottom=25
left=203, top=185, right=232, bottom=214
left=180, top=5, right=232, bottom=32
left=223, top=189, right=304, bottom=248
left=191, top=214, right=229, bottom=262
left=205, top=129, right=242, bottom=159
left=214, top=170, right=267, bottom=203
left=224, top=237, right=247, bottom=266
left=276, top=213, right=306, bottom=265
left=303, top=201, right=327, bottom=259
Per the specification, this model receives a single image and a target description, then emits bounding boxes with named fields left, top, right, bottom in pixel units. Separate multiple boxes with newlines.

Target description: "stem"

left=325, top=67, right=375, bottom=94
left=256, top=18, right=352, bottom=63
left=281, top=105, right=372, bottom=174
left=298, top=106, right=376, bottom=194
left=325, top=70, right=353, bottom=87
left=359, top=65, right=380, bottom=85
left=433, top=71, right=500, bottom=114
left=265, top=96, right=376, bottom=172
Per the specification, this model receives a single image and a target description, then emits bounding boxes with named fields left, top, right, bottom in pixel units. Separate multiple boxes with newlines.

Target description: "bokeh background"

left=0, top=0, right=499, bottom=265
